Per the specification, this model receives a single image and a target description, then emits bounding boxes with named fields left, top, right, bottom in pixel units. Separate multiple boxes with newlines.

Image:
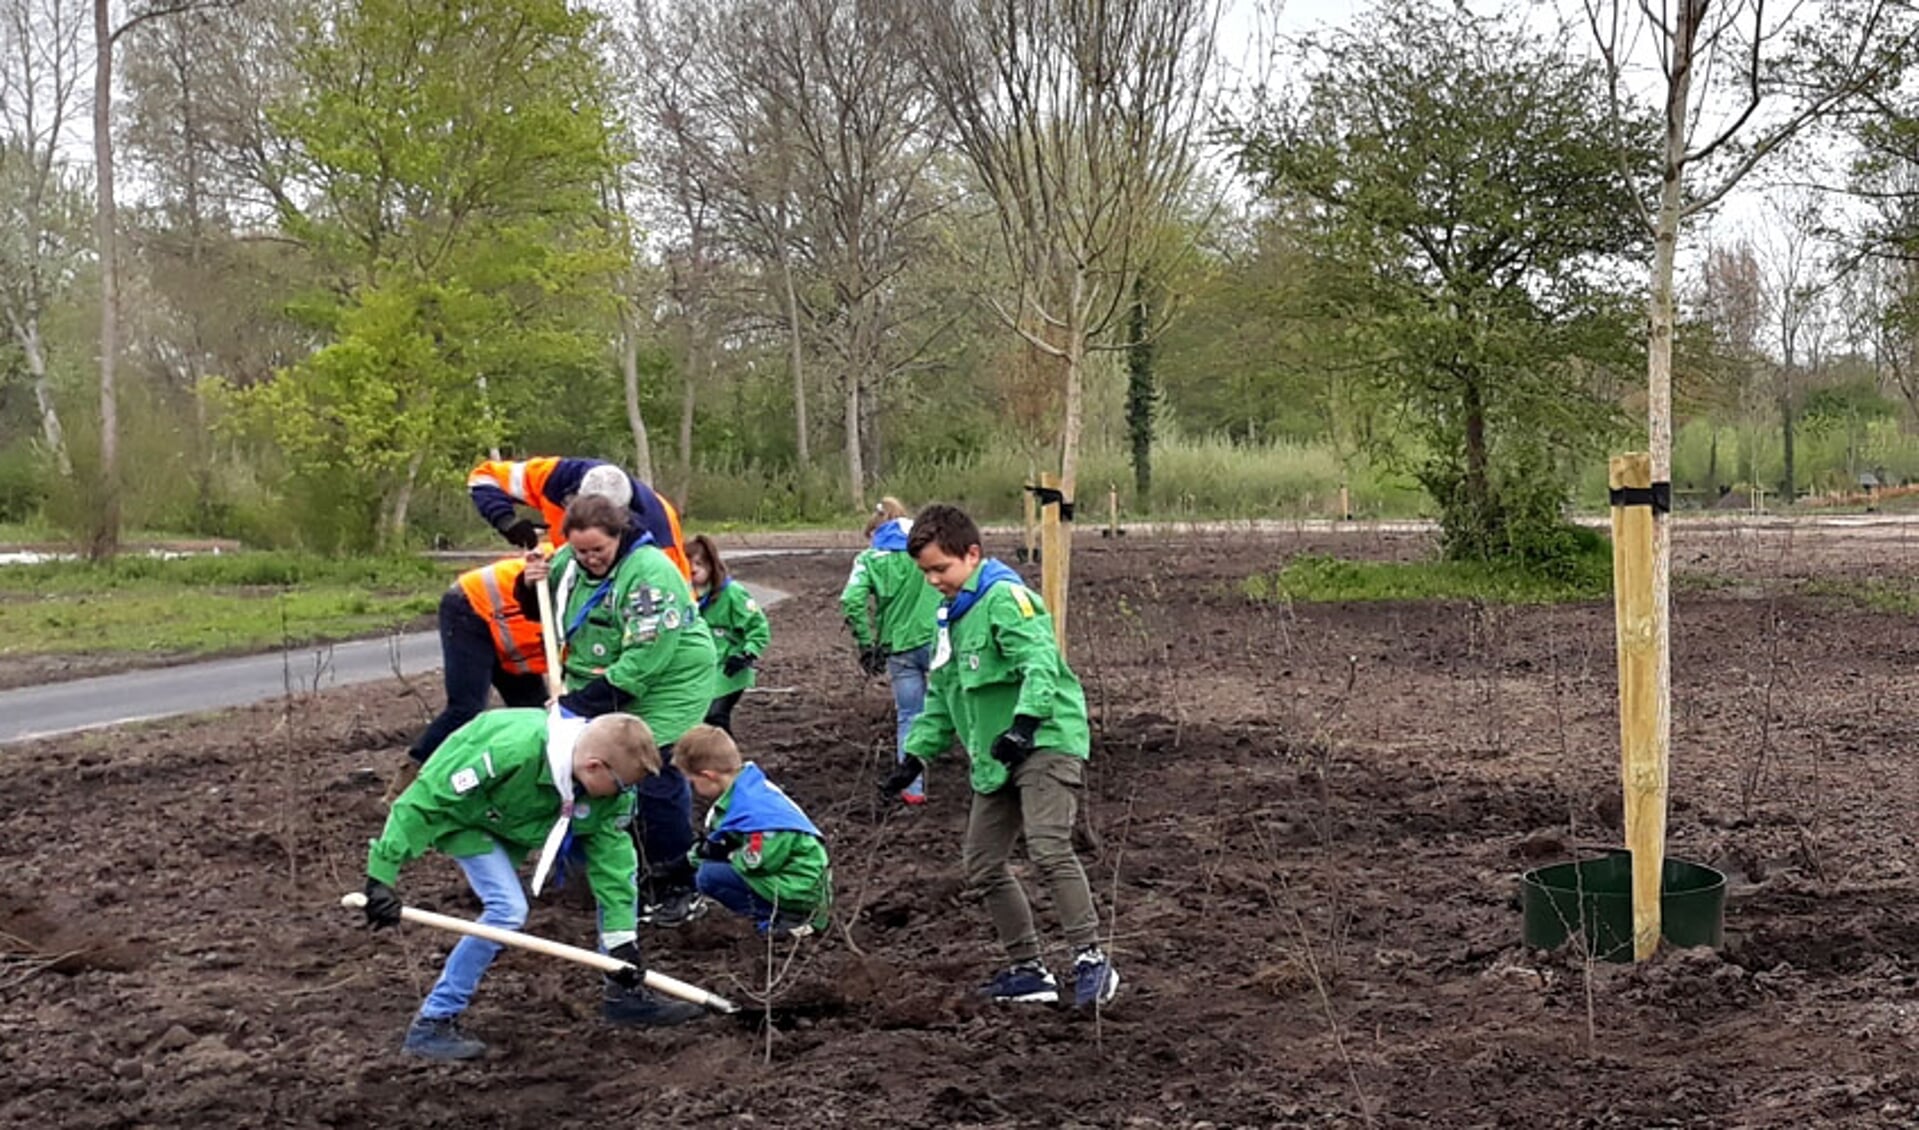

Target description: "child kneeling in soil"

left=677, top=725, right=831, bottom=939
left=879, top=504, right=1119, bottom=1009
left=362, top=709, right=704, bottom=1060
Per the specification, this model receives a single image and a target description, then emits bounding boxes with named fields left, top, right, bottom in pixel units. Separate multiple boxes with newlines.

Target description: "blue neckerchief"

left=563, top=578, right=614, bottom=642
left=560, top=525, right=655, bottom=641
left=712, top=763, right=821, bottom=839
left=870, top=518, right=910, bottom=552
left=938, top=558, right=1021, bottom=628
left=698, top=576, right=730, bottom=610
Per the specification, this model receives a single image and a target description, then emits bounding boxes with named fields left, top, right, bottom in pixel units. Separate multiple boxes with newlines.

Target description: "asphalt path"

left=0, top=580, right=789, bottom=746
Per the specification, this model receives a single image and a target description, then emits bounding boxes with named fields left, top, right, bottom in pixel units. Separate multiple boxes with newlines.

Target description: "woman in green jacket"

left=519, top=493, right=717, bottom=926
left=688, top=534, right=771, bottom=735
left=841, top=498, right=945, bottom=804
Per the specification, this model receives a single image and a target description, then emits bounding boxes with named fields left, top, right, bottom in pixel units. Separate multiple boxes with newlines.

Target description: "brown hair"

left=687, top=533, right=728, bottom=589
left=575, top=714, right=661, bottom=780
left=864, top=496, right=909, bottom=537
left=562, top=493, right=629, bottom=539
left=906, top=503, right=981, bottom=560
left=673, top=724, right=742, bottom=775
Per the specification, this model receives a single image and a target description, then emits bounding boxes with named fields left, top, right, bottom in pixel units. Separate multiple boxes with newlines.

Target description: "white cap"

left=578, top=464, right=634, bottom=510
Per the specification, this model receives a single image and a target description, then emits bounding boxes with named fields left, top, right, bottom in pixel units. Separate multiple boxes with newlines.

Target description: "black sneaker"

left=602, top=986, right=705, bottom=1028
left=639, top=889, right=709, bottom=928
left=402, top=1015, right=486, bottom=1060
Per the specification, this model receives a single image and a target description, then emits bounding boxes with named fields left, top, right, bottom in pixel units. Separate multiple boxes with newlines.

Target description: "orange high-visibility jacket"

left=457, top=557, right=547, bottom=676
left=467, top=456, right=690, bottom=579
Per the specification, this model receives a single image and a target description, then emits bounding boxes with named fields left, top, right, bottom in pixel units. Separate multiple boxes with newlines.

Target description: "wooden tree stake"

left=1040, top=471, right=1067, bottom=658
left=1611, top=452, right=1666, bottom=961
left=1022, top=469, right=1040, bottom=563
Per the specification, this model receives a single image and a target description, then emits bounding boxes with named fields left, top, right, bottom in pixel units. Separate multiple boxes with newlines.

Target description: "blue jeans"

left=419, top=844, right=526, bottom=1020
left=888, top=645, right=931, bottom=799
left=695, top=861, right=776, bottom=927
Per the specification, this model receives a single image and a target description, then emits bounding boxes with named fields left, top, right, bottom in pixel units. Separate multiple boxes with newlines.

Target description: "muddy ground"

left=6, top=525, right=1919, bottom=1127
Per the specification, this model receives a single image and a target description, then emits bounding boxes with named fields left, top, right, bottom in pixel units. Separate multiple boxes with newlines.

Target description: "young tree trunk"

left=15, top=317, right=73, bottom=477
left=781, top=258, right=809, bottom=468
left=620, top=308, right=656, bottom=483
left=1706, top=426, right=1720, bottom=493
left=677, top=361, right=697, bottom=511
left=1778, top=391, right=1796, bottom=500
left=1462, top=373, right=1491, bottom=539
left=90, top=0, right=122, bottom=560
left=1126, top=276, right=1155, bottom=505
left=843, top=365, right=865, bottom=510
left=385, top=450, right=425, bottom=548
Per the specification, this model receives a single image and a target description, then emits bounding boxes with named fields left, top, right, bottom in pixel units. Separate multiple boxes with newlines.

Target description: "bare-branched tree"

left=908, top=0, right=1220, bottom=648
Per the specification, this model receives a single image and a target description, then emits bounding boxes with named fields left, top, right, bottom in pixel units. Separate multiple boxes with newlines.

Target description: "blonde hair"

left=574, top=714, right=661, bottom=780
left=864, top=496, right=909, bottom=537
left=673, top=724, right=742, bottom=775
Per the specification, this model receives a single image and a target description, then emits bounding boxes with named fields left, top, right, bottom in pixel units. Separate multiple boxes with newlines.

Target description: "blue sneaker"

left=402, top=1015, right=486, bottom=1061
left=1073, top=948, right=1120, bottom=1009
left=981, top=962, right=1059, bottom=1004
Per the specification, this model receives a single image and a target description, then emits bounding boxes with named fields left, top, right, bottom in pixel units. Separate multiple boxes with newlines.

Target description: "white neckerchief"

left=530, top=707, right=587, bottom=896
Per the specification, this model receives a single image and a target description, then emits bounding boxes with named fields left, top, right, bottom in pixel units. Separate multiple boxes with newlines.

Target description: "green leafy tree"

left=1232, top=0, right=1651, bottom=567
left=233, top=0, right=623, bottom=548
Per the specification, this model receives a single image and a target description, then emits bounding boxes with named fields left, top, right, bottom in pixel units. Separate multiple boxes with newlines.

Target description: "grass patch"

left=0, top=552, right=455, bottom=657
left=1799, top=577, right=1919, bottom=615
left=1246, top=552, right=1612, bottom=605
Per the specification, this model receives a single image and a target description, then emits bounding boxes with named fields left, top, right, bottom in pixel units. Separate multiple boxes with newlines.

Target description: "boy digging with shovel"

left=363, top=709, right=704, bottom=1060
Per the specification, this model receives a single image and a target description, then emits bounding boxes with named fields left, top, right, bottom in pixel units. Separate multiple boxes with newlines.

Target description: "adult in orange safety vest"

left=395, top=556, right=552, bottom=788
left=468, top=456, right=690, bottom=580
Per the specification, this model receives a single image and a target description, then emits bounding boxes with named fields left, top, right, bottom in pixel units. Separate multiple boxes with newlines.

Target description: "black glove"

left=858, top=644, right=888, bottom=677
left=557, top=677, right=632, bottom=718
left=607, top=941, right=646, bottom=989
left=694, top=834, right=737, bottom=863
left=722, top=654, right=756, bottom=678
left=990, top=715, right=1042, bottom=770
left=363, top=877, right=403, bottom=930
left=880, top=758, right=924, bottom=797
left=498, top=517, right=541, bottom=550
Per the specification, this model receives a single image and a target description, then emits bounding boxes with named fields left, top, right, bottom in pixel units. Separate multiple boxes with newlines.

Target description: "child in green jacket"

left=678, top=725, right=832, bottom=939
left=519, top=493, right=716, bottom=927
left=361, top=710, right=703, bottom=1060
left=688, top=535, right=771, bottom=735
left=880, top=503, right=1119, bottom=1010
left=841, top=497, right=945, bottom=804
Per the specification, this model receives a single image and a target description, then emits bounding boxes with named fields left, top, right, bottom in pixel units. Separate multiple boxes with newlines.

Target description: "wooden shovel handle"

left=341, top=892, right=738, bottom=1013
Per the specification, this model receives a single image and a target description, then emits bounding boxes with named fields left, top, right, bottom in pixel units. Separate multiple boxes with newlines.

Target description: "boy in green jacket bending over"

left=842, top=497, right=945, bottom=804
left=678, top=725, right=831, bottom=939
left=880, top=504, right=1119, bottom=1009
left=362, top=710, right=703, bottom=1060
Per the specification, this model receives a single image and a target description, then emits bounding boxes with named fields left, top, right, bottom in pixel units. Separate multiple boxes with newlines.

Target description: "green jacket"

left=699, top=768, right=832, bottom=926
left=701, top=579, right=771, bottom=697
left=840, top=547, right=941, bottom=653
left=367, top=709, right=639, bottom=933
left=903, top=566, right=1090, bottom=794
left=541, top=537, right=716, bottom=746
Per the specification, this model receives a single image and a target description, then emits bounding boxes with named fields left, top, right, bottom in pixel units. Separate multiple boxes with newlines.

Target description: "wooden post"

left=1039, top=471, right=1067, bottom=657
left=1338, top=483, right=1352, bottom=522
left=1106, top=483, right=1119, bottom=538
left=1610, top=452, right=1666, bottom=961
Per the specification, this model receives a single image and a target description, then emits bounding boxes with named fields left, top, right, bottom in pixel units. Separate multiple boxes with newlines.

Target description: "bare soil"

left=6, top=527, right=1919, bottom=1127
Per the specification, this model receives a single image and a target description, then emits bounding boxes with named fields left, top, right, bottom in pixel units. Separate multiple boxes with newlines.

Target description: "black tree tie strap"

left=1608, top=482, right=1671, bottom=514
left=1025, top=483, right=1076, bottom=521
